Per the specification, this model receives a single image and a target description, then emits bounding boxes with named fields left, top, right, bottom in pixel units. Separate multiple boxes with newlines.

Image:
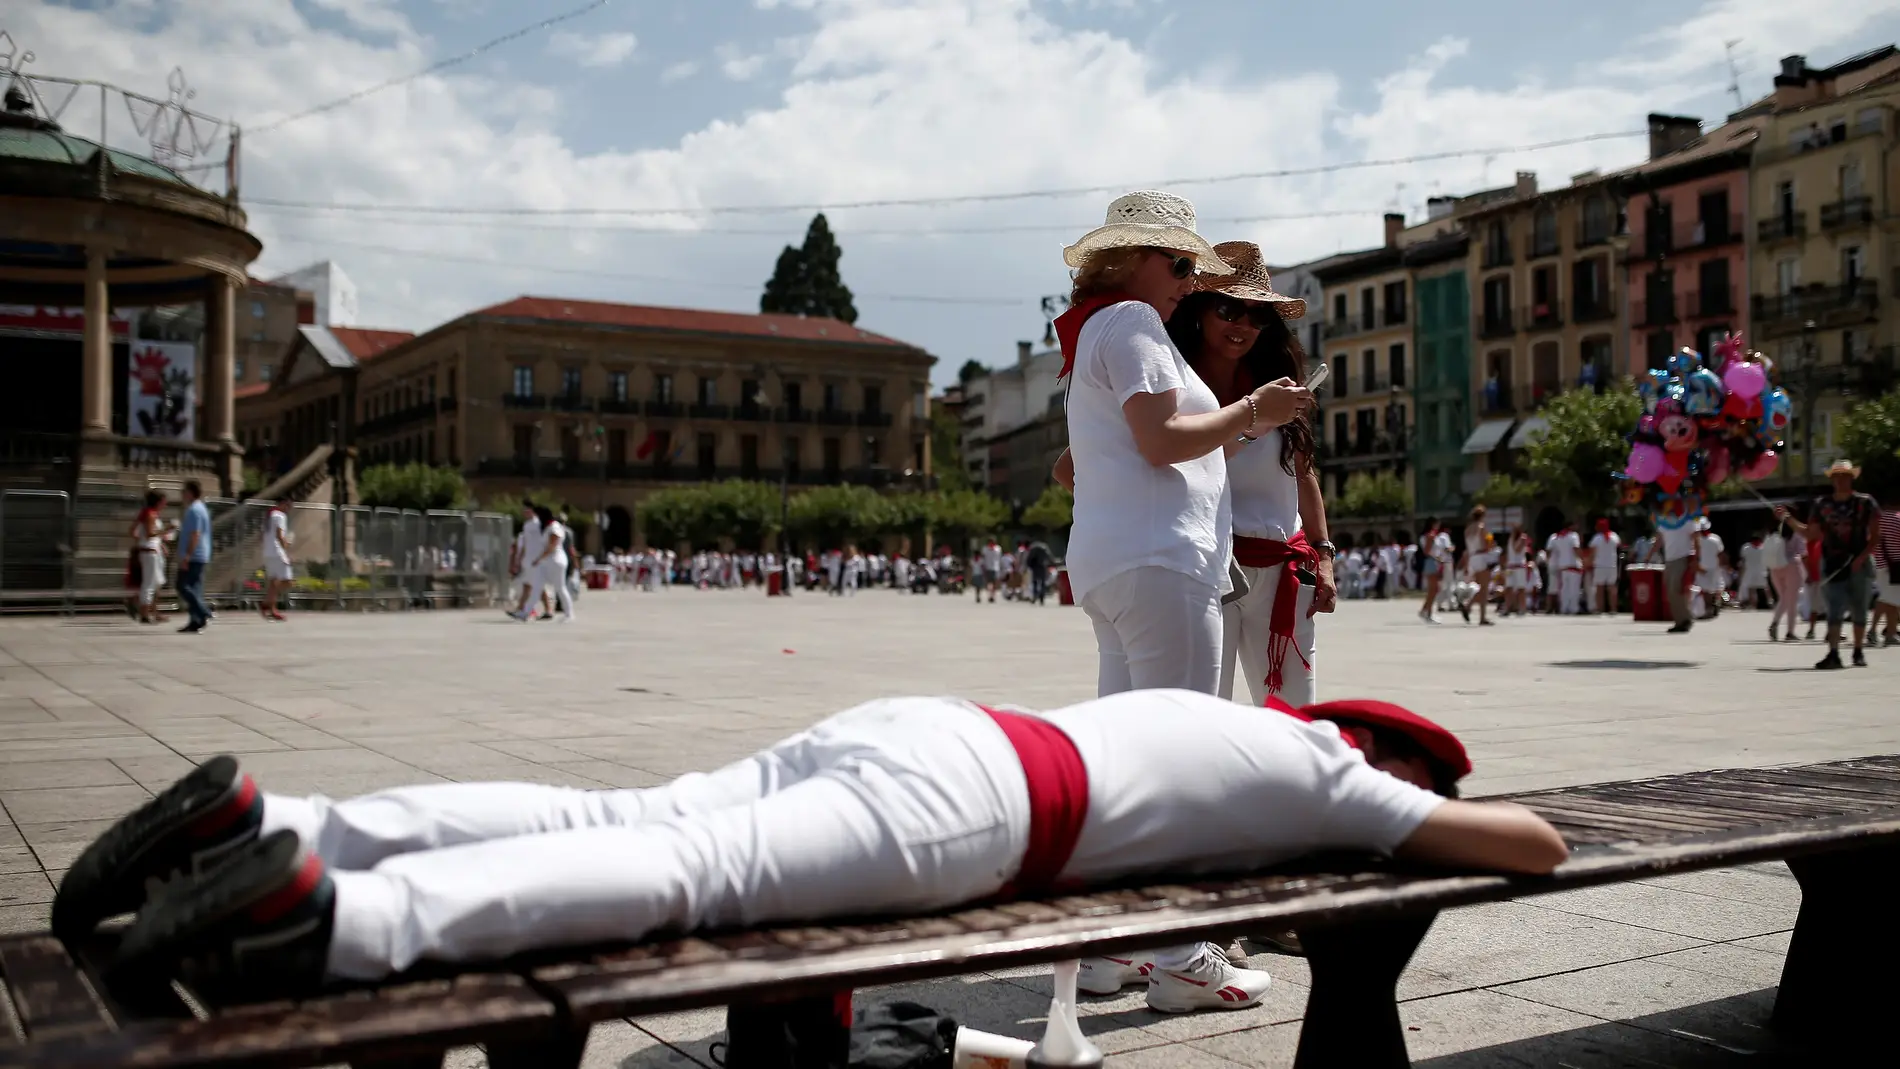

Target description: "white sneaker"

left=1076, top=956, right=1151, bottom=995
left=1146, top=948, right=1271, bottom=1013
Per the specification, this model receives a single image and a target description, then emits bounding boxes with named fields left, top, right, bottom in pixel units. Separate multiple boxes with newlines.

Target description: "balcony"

left=816, top=408, right=857, bottom=426
left=857, top=410, right=894, bottom=428
left=688, top=402, right=731, bottom=420
left=1634, top=295, right=1678, bottom=327
left=1572, top=297, right=1617, bottom=323
left=1574, top=223, right=1616, bottom=249
left=598, top=398, right=639, bottom=415
left=644, top=400, right=683, bottom=418
left=1633, top=215, right=1745, bottom=259
left=1478, top=310, right=1514, bottom=339
left=1758, top=214, right=1806, bottom=244
left=501, top=392, right=545, bottom=410
left=1688, top=286, right=1735, bottom=319
left=1481, top=243, right=1513, bottom=270
left=551, top=392, right=590, bottom=412
left=1324, top=305, right=1410, bottom=339
left=1752, top=280, right=1881, bottom=331
left=437, top=396, right=458, bottom=414
left=735, top=402, right=772, bottom=421
left=1522, top=299, right=1563, bottom=331
left=1316, top=431, right=1409, bottom=466
left=1526, top=232, right=1561, bottom=260
left=1820, top=196, right=1875, bottom=231
left=358, top=400, right=439, bottom=436
left=1782, top=345, right=1898, bottom=394
left=783, top=404, right=813, bottom=423
left=1478, top=383, right=1565, bottom=416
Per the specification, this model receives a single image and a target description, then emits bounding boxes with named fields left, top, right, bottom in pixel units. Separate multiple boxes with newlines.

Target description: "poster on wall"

left=128, top=339, right=196, bottom=440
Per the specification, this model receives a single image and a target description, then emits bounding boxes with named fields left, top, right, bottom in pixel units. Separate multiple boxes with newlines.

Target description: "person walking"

left=1462, top=506, right=1497, bottom=625
left=1777, top=459, right=1882, bottom=668
left=1763, top=516, right=1805, bottom=642
left=1870, top=504, right=1900, bottom=646
left=1587, top=519, right=1621, bottom=615
left=1050, top=192, right=1306, bottom=1012
left=1168, top=240, right=1333, bottom=707
left=1419, top=519, right=1453, bottom=623
left=1736, top=532, right=1768, bottom=611
left=1547, top=523, right=1584, bottom=615
left=1692, top=518, right=1728, bottom=620
left=1657, top=517, right=1698, bottom=633
left=175, top=480, right=214, bottom=634
left=260, top=496, right=294, bottom=621
left=977, top=539, right=1003, bottom=604
left=129, top=491, right=168, bottom=624
left=1026, top=540, right=1053, bottom=605
left=508, top=506, right=544, bottom=619
left=513, top=506, right=575, bottom=623
left=1499, top=524, right=1529, bottom=617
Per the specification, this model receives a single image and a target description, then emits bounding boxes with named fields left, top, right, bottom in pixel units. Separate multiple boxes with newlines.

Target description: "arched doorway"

left=1535, top=505, right=1566, bottom=545
left=604, top=505, right=633, bottom=552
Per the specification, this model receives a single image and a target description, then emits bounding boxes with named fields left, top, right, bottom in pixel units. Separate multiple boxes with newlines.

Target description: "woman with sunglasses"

left=1051, top=195, right=1308, bottom=1013
left=1167, top=241, right=1330, bottom=708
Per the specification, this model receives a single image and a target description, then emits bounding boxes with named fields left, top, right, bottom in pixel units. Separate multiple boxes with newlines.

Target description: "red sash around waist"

left=1231, top=533, right=1318, bottom=696
left=980, top=707, right=1089, bottom=897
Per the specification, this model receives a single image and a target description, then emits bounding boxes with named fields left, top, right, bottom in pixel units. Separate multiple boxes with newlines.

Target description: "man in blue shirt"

left=176, top=480, right=213, bottom=633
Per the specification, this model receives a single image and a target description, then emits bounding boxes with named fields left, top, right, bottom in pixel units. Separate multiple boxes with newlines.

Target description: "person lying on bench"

left=54, top=690, right=1567, bottom=1005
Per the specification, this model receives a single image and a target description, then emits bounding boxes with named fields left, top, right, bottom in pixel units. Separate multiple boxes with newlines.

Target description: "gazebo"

left=0, top=45, right=259, bottom=496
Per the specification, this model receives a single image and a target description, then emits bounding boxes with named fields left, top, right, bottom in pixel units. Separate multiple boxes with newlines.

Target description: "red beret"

left=1269, top=696, right=1472, bottom=782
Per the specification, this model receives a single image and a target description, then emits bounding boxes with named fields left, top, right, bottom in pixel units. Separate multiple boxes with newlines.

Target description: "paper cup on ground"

left=953, top=1027, right=1035, bottom=1069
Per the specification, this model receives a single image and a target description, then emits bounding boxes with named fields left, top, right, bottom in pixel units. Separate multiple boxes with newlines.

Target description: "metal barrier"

left=0, top=490, right=73, bottom=613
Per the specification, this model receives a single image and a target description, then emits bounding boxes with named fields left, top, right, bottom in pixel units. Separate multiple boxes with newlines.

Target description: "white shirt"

left=980, top=544, right=1003, bottom=572
left=263, top=509, right=291, bottom=563
left=1658, top=524, right=1698, bottom=562
left=1762, top=532, right=1789, bottom=570
left=1503, top=536, right=1526, bottom=567
left=1587, top=532, right=1620, bottom=575
left=1697, top=532, right=1725, bottom=575
left=1428, top=531, right=1454, bottom=564
left=1739, top=542, right=1765, bottom=583
left=1035, top=690, right=1443, bottom=883
left=1548, top=530, right=1582, bottom=569
left=1064, top=301, right=1231, bottom=603
left=516, top=518, right=543, bottom=570
left=1227, top=428, right=1301, bottom=541
left=540, top=522, right=568, bottom=569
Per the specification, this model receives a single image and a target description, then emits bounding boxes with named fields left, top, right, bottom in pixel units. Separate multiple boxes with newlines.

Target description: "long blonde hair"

left=1070, top=247, right=1147, bottom=304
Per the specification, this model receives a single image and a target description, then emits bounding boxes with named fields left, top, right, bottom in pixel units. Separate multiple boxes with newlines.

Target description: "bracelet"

left=1238, top=395, right=1259, bottom=442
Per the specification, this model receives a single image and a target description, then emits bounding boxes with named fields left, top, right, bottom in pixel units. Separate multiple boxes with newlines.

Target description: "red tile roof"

left=234, top=382, right=271, bottom=400
left=329, top=327, right=414, bottom=362
left=471, top=296, right=916, bottom=348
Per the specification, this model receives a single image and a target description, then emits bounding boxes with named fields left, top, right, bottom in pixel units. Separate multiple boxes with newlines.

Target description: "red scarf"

left=1054, top=292, right=1136, bottom=379
left=1232, top=532, right=1318, bottom=696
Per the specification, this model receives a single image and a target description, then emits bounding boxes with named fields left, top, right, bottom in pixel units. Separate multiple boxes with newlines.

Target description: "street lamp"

left=1798, top=319, right=1817, bottom=481
left=751, top=378, right=791, bottom=567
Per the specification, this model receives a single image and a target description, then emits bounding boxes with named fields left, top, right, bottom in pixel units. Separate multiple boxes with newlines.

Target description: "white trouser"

left=139, top=548, right=163, bottom=605
left=1593, top=570, right=1617, bottom=589
left=1080, top=564, right=1219, bottom=972
left=1218, top=563, right=1317, bottom=709
left=523, top=557, right=574, bottom=618
left=263, top=699, right=1030, bottom=981
left=1559, top=569, right=1584, bottom=614
left=1080, top=566, right=1222, bottom=699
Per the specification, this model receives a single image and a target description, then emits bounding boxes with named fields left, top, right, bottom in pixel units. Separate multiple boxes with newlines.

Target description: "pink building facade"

left=1623, top=128, right=1757, bottom=369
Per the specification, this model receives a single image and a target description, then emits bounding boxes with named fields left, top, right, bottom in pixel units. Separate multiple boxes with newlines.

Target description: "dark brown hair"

left=1167, top=292, right=1315, bottom=477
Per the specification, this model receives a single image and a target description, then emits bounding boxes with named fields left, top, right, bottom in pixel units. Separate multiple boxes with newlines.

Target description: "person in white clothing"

left=977, top=539, right=1004, bottom=603
left=63, top=690, right=1568, bottom=1009
left=1169, top=241, right=1336, bottom=708
left=1048, top=193, right=1310, bottom=1007
left=508, top=506, right=545, bottom=619
left=1462, top=506, right=1498, bottom=625
left=260, top=497, right=295, bottom=621
left=1548, top=525, right=1585, bottom=614
left=1586, top=519, right=1621, bottom=615
left=1499, top=526, right=1529, bottom=617
left=1419, top=519, right=1454, bottom=623
left=1736, top=534, right=1768, bottom=610
left=513, top=506, right=574, bottom=622
left=129, top=491, right=169, bottom=624
left=1692, top=518, right=1727, bottom=620
left=1764, top=518, right=1805, bottom=641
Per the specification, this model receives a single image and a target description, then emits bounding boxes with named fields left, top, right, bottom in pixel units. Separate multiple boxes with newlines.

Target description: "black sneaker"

left=1667, top=622, right=1692, bottom=633
left=111, top=829, right=333, bottom=1005
left=52, top=755, right=263, bottom=943
left=177, top=623, right=203, bottom=634
left=1852, top=649, right=1867, bottom=667
left=1816, top=650, right=1845, bottom=670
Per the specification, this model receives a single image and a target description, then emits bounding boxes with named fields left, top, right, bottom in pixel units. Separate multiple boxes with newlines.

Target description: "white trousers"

left=1080, top=566, right=1222, bottom=698
left=523, top=558, right=574, bottom=619
left=1218, top=563, right=1317, bottom=709
left=263, top=699, right=1029, bottom=981
left=1559, top=570, right=1584, bottom=614
left=138, top=549, right=163, bottom=605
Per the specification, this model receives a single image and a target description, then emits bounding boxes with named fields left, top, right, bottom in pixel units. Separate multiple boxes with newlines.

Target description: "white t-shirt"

left=1697, top=532, right=1724, bottom=575
left=1428, top=531, right=1454, bottom=564
left=1659, top=524, right=1697, bottom=562
left=1739, top=542, right=1765, bottom=582
left=1033, top=689, right=1444, bottom=883
left=981, top=544, right=1003, bottom=572
left=541, top=522, right=568, bottom=569
left=1762, top=533, right=1789, bottom=570
left=1549, top=530, right=1582, bottom=569
left=1587, top=532, right=1619, bottom=575
left=516, top=518, right=542, bottom=571
left=1064, top=301, right=1231, bottom=603
left=1227, top=429, right=1301, bottom=541
left=263, top=509, right=291, bottom=563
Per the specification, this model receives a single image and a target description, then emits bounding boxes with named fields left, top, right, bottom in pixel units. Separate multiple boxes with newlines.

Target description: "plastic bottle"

left=1025, top=961, right=1104, bottom=1069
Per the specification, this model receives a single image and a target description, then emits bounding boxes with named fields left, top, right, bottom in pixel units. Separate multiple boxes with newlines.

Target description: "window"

left=513, top=425, right=534, bottom=462
left=1332, top=355, right=1350, bottom=398
left=651, top=430, right=673, bottom=468
left=1485, top=220, right=1510, bottom=263
left=446, top=368, right=456, bottom=398
left=740, top=378, right=761, bottom=411
left=608, top=371, right=628, bottom=402
left=427, top=374, right=436, bottom=401
left=1531, top=266, right=1557, bottom=321
left=783, top=381, right=803, bottom=412
left=1382, top=280, right=1407, bottom=324
left=863, top=436, right=880, bottom=466
left=696, top=432, right=717, bottom=476
left=512, top=365, right=533, bottom=397
left=1332, top=411, right=1349, bottom=448
left=1358, top=288, right=1375, bottom=329
left=823, top=383, right=843, bottom=412
left=1531, top=208, right=1558, bottom=255
left=698, top=376, right=718, bottom=406
left=608, top=428, right=627, bottom=467
left=863, top=384, right=882, bottom=415
left=1572, top=257, right=1607, bottom=316
left=740, top=434, right=760, bottom=476
left=1694, top=326, right=1729, bottom=359
left=782, top=434, right=801, bottom=476
left=1697, top=189, right=1731, bottom=242
left=654, top=373, right=674, bottom=403
left=1355, top=409, right=1377, bottom=447
left=251, top=300, right=265, bottom=319
left=1482, top=276, right=1511, bottom=329
left=560, top=426, right=581, bottom=464
left=1388, top=343, right=1406, bottom=388
left=1697, top=258, right=1731, bottom=315
left=251, top=331, right=266, bottom=343
left=1581, top=337, right=1612, bottom=387
left=1844, top=245, right=1865, bottom=286
left=822, top=436, right=842, bottom=474
left=1841, top=158, right=1864, bottom=200
left=561, top=367, right=583, bottom=398
left=1581, top=197, right=1610, bottom=243
left=1361, top=349, right=1377, bottom=393
left=1776, top=258, right=1800, bottom=294
left=1644, top=199, right=1673, bottom=257
left=234, top=357, right=246, bottom=380
left=259, top=364, right=275, bottom=383
left=1646, top=331, right=1674, bottom=371
left=1776, top=180, right=1795, bottom=220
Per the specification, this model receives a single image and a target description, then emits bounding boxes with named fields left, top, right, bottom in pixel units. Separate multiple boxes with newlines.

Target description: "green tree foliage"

left=928, top=488, right=1011, bottom=550
left=358, top=463, right=473, bottom=511
left=1334, top=470, right=1413, bottom=518
left=1472, top=473, right=1542, bottom=508
left=1020, top=484, right=1074, bottom=531
left=759, top=213, right=857, bottom=323
left=958, top=359, right=987, bottom=384
left=1520, top=385, right=1645, bottom=517
left=786, top=484, right=886, bottom=548
left=1838, top=389, right=1900, bottom=502
left=930, top=404, right=970, bottom=491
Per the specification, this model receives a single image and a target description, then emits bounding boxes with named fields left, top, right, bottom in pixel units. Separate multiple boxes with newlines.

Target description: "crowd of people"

left=587, top=538, right=1060, bottom=602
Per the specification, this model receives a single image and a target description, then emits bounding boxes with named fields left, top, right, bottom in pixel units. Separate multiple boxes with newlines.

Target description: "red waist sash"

left=1231, top=533, right=1318, bottom=695
left=980, top=707, right=1089, bottom=897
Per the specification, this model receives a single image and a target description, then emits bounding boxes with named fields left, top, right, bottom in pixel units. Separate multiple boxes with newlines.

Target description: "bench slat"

left=1584, top=782, right=1880, bottom=822
left=0, top=938, right=114, bottom=1046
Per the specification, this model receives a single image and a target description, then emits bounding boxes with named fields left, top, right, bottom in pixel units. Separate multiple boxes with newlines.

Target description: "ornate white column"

left=204, top=274, right=236, bottom=445
left=81, top=249, right=111, bottom=437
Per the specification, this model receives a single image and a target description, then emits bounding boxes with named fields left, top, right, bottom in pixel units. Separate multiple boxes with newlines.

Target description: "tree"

left=930, top=405, right=970, bottom=491
left=639, top=486, right=709, bottom=550
left=1335, top=471, right=1412, bottom=518
left=1837, top=388, right=1900, bottom=502
left=359, top=463, right=473, bottom=511
left=929, top=488, right=1011, bottom=551
left=787, top=484, right=885, bottom=548
left=1021, top=484, right=1073, bottom=531
left=1472, top=473, right=1542, bottom=509
left=1520, top=384, right=1645, bottom=517
left=958, top=359, right=987, bottom=385
left=699, top=480, right=783, bottom=550
left=759, top=213, right=857, bottom=323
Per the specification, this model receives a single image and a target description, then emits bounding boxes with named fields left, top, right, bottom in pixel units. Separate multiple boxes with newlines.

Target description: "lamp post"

left=752, top=380, right=791, bottom=567
left=1798, top=318, right=1817, bottom=482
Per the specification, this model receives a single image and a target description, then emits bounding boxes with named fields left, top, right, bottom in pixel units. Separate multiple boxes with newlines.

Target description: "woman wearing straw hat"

left=1165, top=241, right=1332, bottom=708
left=1050, top=194, right=1309, bottom=1013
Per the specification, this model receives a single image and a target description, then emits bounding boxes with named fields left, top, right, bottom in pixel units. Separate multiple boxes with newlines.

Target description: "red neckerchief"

left=1055, top=292, right=1136, bottom=379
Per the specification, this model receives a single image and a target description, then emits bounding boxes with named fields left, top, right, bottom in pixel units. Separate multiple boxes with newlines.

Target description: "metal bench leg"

left=1293, top=912, right=1436, bottom=1069
left=488, top=1023, right=590, bottom=1069
left=1774, top=845, right=1900, bottom=1039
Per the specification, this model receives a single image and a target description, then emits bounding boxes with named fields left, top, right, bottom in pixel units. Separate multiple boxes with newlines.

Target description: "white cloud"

left=660, top=60, right=701, bottom=83
left=716, top=42, right=770, bottom=81
left=11, top=0, right=1897, bottom=380
left=548, top=30, right=638, bottom=69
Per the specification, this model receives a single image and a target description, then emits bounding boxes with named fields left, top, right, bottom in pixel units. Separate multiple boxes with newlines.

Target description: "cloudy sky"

left=12, top=0, right=1900, bottom=383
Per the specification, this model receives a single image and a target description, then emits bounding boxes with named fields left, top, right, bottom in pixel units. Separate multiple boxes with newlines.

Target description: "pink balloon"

left=1723, top=360, right=1767, bottom=401
left=1626, top=442, right=1668, bottom=483
left=1704, top=448, right=1731, bottom=485
left=1741, top=450, right=1779, bottom=481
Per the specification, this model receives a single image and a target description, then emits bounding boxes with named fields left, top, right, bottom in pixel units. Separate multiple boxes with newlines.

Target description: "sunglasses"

left=1209, top=297, right=1279, bottom=329
left=1146, top=248, right=1196, bottom=279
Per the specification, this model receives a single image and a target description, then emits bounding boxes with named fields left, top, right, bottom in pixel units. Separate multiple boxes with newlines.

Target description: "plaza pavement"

left=0, top=589, right=1894, bottom=1068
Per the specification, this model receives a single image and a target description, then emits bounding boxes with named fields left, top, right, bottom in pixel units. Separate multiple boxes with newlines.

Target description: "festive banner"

left=0, top=305, right=135, bottom=336
left=128, top=339, right=197, bottom=441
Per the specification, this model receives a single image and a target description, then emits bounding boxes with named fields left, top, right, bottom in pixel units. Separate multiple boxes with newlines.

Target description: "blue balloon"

left=1683, top=368, right=1725, bottom=416
left=1761, top=386, right=1792, bottom=430
left=1638, top=369, right=1670, bottom=413
left=1666, top=348, right=1701, bottom=377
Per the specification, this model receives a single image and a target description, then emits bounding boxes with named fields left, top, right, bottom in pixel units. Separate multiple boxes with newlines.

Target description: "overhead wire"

left=247, top=207, right=1391, bottom=236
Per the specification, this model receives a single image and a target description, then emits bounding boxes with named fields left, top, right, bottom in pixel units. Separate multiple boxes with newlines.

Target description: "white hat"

left=1063, top=190, right=1234, bottom=274
left=1694, top=516, right=1712, bottom=531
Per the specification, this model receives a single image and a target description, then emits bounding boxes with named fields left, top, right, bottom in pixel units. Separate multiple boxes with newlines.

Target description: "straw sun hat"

left=1196, top=241, right=1305, bottom=319
left=1825, top=458, right=1862, bottom=477
left=1063, top=190, right=1234, bottom=274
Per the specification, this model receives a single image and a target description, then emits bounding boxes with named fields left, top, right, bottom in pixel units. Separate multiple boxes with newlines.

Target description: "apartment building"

left=1745, top=48, right=1900, bottom=484
left=1406, top=232, right=1472, bottom=518
left=958, top=340, right=1064, bottom=495
left=1313, top=215, right=1413, bottom=501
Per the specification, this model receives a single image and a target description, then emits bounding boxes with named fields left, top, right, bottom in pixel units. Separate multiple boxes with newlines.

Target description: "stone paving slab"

left=0, top=591, right=1895, bottom=1067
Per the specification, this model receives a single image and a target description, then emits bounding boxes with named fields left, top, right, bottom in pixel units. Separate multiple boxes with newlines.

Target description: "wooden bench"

left=4, top=754, right=1898, bottom=1069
